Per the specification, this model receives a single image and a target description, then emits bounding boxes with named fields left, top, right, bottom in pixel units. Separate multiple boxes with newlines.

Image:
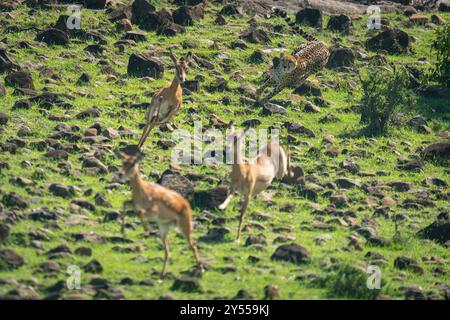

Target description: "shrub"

left=359, top=66, right=415, bottom=135
left=431, top=22, right=450, bottom=87
left=314, top=264, right=383, bottom=299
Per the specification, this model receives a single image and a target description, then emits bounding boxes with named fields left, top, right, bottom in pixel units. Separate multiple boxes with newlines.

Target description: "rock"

left=159, top=170, right=194, bottom=199
left=418, top=219, right=450, bottom=244
left=13, top=99, right=32, bottom=110
left=418, top=85, right=450, bottom=99
left=199, top=227, right=230, bottom=243
left=127, top=53, right=164, bottom=78
left=0, top=249, right=24, bottom=270
left=356, top=227, right=377, bottom=239
left=214, top=14, right=226, bottom=25
left=76, top=107, right=101, bottom=118
left=83, top=259, right=103, bottom=273
left=330, top=193, right=348, bottom=208
left=303, top=101, right=321, bottom=113
left=409, top=14, right=428, bottom=25
left=45, top=149, right=69, bottom=160
left=0, top=49, right=20, bottom=72
left=2, top=192, right=27, bottom=209
left=84, top=0, right=106, bottom=9
left=366, top=29, right=410, bottom=54
left=5, top=71, right=35, bottom=89
left=131, top=0, right=156, bottom=23
left=408, top=115, right=427, bottom=127
left=394, top=256, right=423, bottom=274
left=71, top=199, right=96, bottom=212
left=157, top=23, right=185, bottom=36
left=219, top=4, right=241, bottom=16
left=295, top=8, right=323, bottom=28
left=0, top=224, right=10, bottom=243
left=339, top=160, right=359, bottom=174
left=423, top=177, right=447, bottom=187
left=439, top=2, right=450, bottom=12
left=37, top=261, right=60, bottom=275
left=49, top=184, right=75, bottom=198
left=173, top=5, right=203, bottom=26
left=430, top=14, right=445, bottom=25
left=0, top=113, right=9, bottom=126
left=263, top=284, right=279, bottom=300
left=422, top=141, right=450, bottom=160
left=4, top=286, right=40, bottom=300
left=335, top=178, right=360, bottom=189
left=271, top=244, right=311, bottom=265
left=193, top=187, right=228, bottom=209
left=404, top=285, right=426, bottom=300
left=327, top=14, right=351, bottom=34
left=387, top=181, right=410, bottom=192
left=240, top=27, right=270, bottom=45
left=74, top=246, right=92, bottom=256
left=140, top=10, right=173, bottom=32
left=182, top=80, right=200, bottom=93
left=35, top=28, right=69, bottom=45
left=367, top=235, right=390, bottom=246
left=234, top=289, right=254, bottom=300
left=263, top=102, right=287, bottom=115
left=293, top=82, right=321, bottom=96
left=327, top=47, right=355, bottom=68
left=245, top=235, right=267, bottom=247
left=77, top=72, right=91, bottom=84
left=285, top=122, right=315, bottom=138
left=171, top=276, right=201, bottom=292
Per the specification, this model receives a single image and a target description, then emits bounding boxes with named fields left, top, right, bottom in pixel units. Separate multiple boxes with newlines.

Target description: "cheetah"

left=256, top=28, right=329, bottom=103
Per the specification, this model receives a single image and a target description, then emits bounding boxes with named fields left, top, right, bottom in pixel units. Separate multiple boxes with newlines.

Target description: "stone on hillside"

left=327, top=14, right=351, bottom=34
left=327, top=47, right=355, bottom=68
left=83, top=259, right=103, bottom=273
left=263, top=102, right=287, bottom=115
left=127, top=53, right=164, bottom=78
left=131, top=0, right=156, bottom=23
left=422, top=141, right=450, bottom=160
left=140, top=10, right=173, bottom=31
left=0, top=224, right=10, bottom=243
left=0, top=49, right=20, bottom=72
left=240, top=27, right=270, bottom=45
left=0, top=113, right=9, bottom=126
left=35, top=28, right=69, bottom=45
left=295, top=8, right=322, bottom=28
left=219, top=4, right=241, bottom=16
left=5, top=71, right=35, bottom=89
left=193, top=187, right=227, bottom=209
left=293, top=82, right=321, bottom=96
left=271, top=244, right=311, bottom=265
left=173, top=5, right=203, bottom=26
left=0, top=249, right=24, bottom=270
left=366, top=29, right=410, bottom=54
left=171, top=276, right=201, bottom=292
left=159, top=170, right=194, bottom=199
left=418, top=219, right=450, bottom=244
left=84, top=0, right=106, bottom=9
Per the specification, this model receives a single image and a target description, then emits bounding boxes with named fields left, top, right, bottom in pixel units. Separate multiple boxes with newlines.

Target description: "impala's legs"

left=236, top=183, right=254, bottom=242
left=179, top=209, right=203, bottom=272
left=159, top=223, right=170, bottom=279
left=137, top=105, right=162, bottom=149
left=218, top=183, right=236, bottom=210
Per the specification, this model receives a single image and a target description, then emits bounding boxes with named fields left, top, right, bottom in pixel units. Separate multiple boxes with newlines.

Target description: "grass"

left=0, top=2, right=449, bottom=299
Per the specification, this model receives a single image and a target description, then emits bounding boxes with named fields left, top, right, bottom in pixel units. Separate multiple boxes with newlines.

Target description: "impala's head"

left=169, top=49, right=193, bottom=84
left=227, top=121, right=251, bottom=164
left=119, top=151, right=143, bottom=179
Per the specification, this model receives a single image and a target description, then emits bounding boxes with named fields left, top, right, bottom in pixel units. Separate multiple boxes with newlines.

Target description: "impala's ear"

left=185, top=51, right=193, bottom=65
left=169, top=49, right=178, bottom=64
left=229, top=120, right=235, bottom=133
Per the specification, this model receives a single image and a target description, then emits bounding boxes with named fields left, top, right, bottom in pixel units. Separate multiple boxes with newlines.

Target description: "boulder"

left=35, top=28, right=70, bottom=45
left=327, top=14, right=351, bottom=34
left=326, top=47, right=355, bottom=68
left=366, top=29, right=410, bottom=54
left=295, top=8, right=323, bottom=28
left=127, top=53, right=164, bottom=78
left=271, top=243, right=311, bottom=264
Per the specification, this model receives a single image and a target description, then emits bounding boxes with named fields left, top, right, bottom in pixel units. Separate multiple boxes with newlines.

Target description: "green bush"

left=359, top=66, right=415, bottom=135
left=431, top=23, right=450, bottom=87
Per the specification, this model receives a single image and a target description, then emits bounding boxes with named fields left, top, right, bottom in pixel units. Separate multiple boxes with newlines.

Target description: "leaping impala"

left=218, top=123, right=289, bottom=241
left=137, top=49, right=193, bottom=149
left=119, top=151, right=203, bottom=278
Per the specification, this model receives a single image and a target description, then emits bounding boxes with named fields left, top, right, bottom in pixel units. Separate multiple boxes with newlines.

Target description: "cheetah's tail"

left=272, top=7, right=320, bottom=42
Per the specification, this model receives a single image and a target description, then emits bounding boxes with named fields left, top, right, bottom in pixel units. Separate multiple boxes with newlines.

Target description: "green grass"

left=0, top=2, right=449, bottom=299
